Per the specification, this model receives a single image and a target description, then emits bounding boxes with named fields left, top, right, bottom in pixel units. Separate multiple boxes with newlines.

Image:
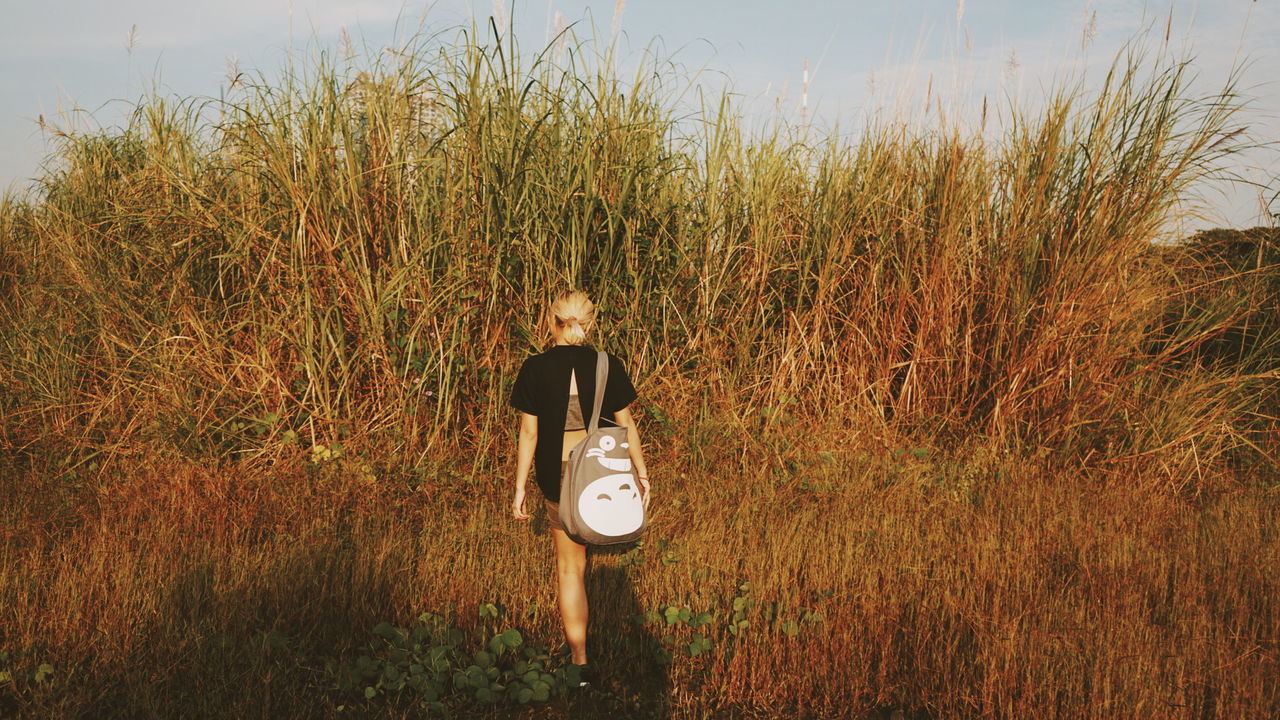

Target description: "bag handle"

left=587, top=351, right=608, bottom=433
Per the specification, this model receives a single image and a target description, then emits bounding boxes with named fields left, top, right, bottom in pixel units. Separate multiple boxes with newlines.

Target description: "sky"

left=2, top=0, right=1276, bottom=230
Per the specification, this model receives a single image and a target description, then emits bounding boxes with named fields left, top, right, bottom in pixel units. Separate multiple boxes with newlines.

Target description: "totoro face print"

left=577, top=473, right=644, bottom=536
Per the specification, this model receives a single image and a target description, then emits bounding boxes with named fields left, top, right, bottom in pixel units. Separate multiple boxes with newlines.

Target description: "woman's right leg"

left=550, top=527, right=588, bottom=665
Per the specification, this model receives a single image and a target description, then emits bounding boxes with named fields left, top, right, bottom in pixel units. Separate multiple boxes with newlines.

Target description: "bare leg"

left=551, top=527, right=588, bottom=665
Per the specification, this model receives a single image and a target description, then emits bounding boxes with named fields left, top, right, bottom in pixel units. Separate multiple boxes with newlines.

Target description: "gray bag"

left=559, top=351, right=646, bottom=545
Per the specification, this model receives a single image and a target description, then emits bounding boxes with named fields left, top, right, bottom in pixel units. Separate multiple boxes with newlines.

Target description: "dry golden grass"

left=1, top=404, right=1277, bottom=718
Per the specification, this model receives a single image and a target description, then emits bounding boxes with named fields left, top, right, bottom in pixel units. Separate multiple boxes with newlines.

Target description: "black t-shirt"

left=509, top=344, right=637, bottom=502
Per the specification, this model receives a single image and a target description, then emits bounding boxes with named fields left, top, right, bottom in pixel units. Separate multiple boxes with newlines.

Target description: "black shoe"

left=567, top=662, right=596, bottom=688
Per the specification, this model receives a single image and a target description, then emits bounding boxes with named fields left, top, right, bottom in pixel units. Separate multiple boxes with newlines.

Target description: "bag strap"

left=588, top=351, right=609, bottom=433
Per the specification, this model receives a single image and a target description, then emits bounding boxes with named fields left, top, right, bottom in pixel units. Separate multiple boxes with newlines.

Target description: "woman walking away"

left=509, top=290, right=651, bottom=687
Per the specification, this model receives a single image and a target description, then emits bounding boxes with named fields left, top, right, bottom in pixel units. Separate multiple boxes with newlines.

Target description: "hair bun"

left=548, top=291, right=595, bottom=345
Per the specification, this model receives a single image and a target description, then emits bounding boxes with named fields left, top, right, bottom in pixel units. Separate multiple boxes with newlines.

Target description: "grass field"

left=1, top=22, right=1278, bottom=719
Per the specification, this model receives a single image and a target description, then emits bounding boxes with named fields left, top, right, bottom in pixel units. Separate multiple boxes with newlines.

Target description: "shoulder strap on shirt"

left=588, top=351, right=608, bottom=433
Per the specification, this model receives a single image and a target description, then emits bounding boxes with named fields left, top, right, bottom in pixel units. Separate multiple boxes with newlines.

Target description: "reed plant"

left=0, top=19, right=1277, bottom=720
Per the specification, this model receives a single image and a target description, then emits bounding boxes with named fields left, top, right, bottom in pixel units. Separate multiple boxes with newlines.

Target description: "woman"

left=508, top=290, right=651, bottom=684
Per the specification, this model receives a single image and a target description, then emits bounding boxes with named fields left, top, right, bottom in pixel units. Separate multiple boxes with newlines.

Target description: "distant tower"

left=800, top=58, right=810, bottom=131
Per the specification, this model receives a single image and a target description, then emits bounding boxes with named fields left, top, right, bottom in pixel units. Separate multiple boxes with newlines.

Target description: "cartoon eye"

left=619, top=483, right=632, bottom=491
left=599, top=436, right=616, bottom=451
left=596, top=494, right=612, bottom=501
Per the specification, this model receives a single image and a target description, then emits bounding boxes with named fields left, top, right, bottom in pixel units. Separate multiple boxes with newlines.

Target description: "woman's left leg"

left=550, top=527, right=588, bottom=665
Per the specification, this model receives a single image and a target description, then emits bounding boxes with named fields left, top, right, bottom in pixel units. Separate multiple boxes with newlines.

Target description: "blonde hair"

left=548, top=290, right=595, bottom=345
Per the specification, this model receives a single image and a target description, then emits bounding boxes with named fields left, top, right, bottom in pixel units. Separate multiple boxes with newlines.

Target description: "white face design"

left=577, top=473, right=644, bottom=536
left=585, top=436, right=631, bottom=472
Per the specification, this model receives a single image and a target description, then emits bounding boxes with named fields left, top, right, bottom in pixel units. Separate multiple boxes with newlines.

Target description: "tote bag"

left=559, top=351, right=646, bottom=545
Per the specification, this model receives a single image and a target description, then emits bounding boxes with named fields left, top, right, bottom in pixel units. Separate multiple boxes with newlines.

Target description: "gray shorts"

left=544, top=460, right=568, bottom=533
left=544, top=498, right=564, bottom=533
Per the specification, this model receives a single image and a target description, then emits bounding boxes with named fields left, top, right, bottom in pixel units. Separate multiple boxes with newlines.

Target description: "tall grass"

left=1, top=20, right=1277, bottom=720
left=0, top=24, right=1267, bottom=474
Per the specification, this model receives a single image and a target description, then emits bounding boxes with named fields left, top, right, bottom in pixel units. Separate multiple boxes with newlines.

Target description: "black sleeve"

left=509, top=357, right=539, bottom=415
left=603, top=353, right=637, bottom=414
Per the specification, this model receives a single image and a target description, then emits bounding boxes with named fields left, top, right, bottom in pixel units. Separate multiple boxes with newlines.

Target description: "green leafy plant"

left=309, top=441, right=344, bottom=463
left=760, top=601, right=825, bottom=637
left=728, top=582, right=753, bottom=637
left=618, top=539, right=646, bottom=567
left=648, top=604, right=718, bottom=662
left=657, top=538, right=683, bottom=566
left=331, top=606, right=575, bottom=712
